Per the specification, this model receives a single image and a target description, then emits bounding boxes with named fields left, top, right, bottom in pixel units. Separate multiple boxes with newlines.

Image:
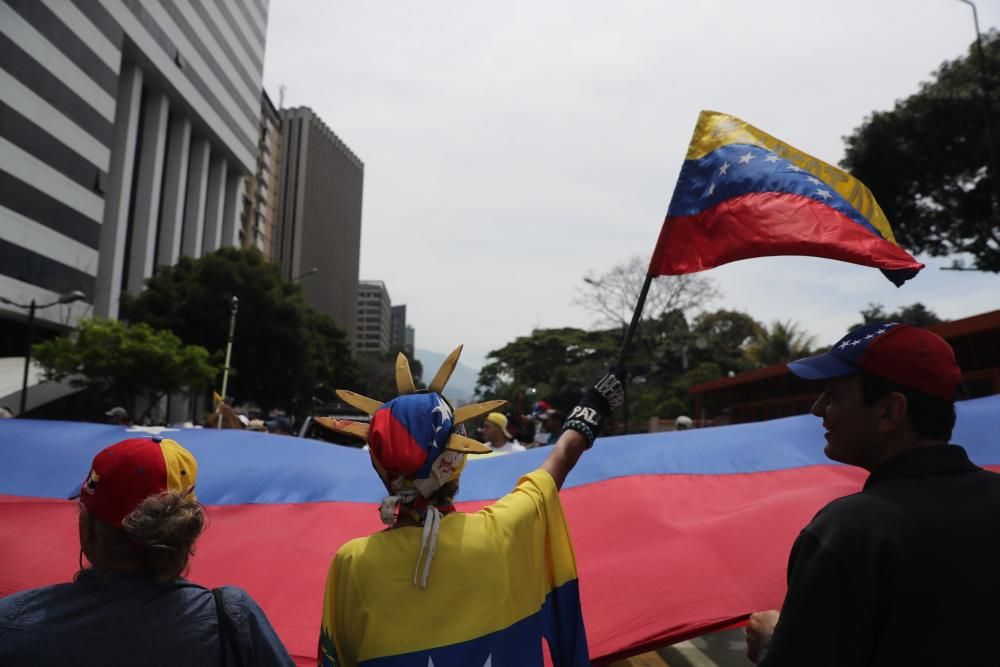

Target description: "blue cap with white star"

left=788, top=322, right=901, bottom=380
left=788, top=322, right=961, bottom=399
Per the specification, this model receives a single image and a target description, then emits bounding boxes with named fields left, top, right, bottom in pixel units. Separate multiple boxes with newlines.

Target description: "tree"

left=475, top=327, right=619, bottom=412
left=745, top=320, right=817, bottom=367
left=300, top=308, right=359, bottom=412
left=574, top=255, right=720, bottom=328
left=849, top=302, right=943, bottom=331
left=474, top=309, right=769, bottom=433
left=841, top=30, right=1000, bottom=271
left=121, top=248, right=356, bottom=415
left=688, top=310, right=764, bottom=376
left=33, top=318, right=214, bottom=420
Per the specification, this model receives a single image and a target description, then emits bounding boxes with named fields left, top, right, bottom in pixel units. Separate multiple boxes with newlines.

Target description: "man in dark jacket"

left=745, top=322, right=1000, bottom=666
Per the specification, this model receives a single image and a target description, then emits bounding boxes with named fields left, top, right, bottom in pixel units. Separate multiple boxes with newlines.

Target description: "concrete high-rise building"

left=275, top=107, right=363, bottom=347
left=356, top=280, right=391, bottom=355
left=391, top=305, right=407, bottom=351
left=0, top=0, right=270, bottom=343
left=405, top=325, right=415, bottom=357
left=240, top=90, right=281, bottom=258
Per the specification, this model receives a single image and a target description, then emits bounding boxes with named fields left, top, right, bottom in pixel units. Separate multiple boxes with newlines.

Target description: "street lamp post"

left=217, top=296, right=239, bottom=428
left=0, top=290, right=86, bottom=416
left=20, top=300, right=36, bottom=418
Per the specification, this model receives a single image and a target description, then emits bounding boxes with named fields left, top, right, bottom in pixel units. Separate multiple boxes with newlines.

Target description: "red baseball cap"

left=788, top=323, right=961, bottom=400
left=80, top=437, right=198, bottom=528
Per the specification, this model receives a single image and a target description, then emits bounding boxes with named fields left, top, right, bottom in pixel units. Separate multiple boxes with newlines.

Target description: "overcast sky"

left=263, top=1, right=1000, bottom=370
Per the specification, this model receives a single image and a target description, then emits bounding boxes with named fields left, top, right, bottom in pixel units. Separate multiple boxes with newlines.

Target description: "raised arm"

left=541, top=429, right=589, bottom=490
left=541, top=369, right=625, bottom=490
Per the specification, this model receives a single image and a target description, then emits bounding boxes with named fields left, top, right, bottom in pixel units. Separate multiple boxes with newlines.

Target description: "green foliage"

left=301, top=308, right=358, bottom=410
left=849, top=302, right=942, bottom=332
left=476, top=327, right=619, bottom=413
left=121, top=248, right=356, bottom=415
left=745, top=320, right=817, bottom=367
left=475, top=308, right=775, bottom=432
left=688, top=310, right=763, bottom=375
left=842, top=30, right=1000, bottom=271
left=32, top=318, right=214, bottom=418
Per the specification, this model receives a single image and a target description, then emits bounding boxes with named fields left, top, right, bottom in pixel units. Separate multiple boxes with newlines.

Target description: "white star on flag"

left=707, top=183, right=716, bottom=196
left=806, top=177, right=822, bottom=186
left=763, top=154, right=780, bottom=163
left=815, top=189, right=833, bottom=200
left=787, top=164, right=802, bottom=172
left=430, top=395, right=453, bottom=446
left=427, top=656, right=492, bottom=667
left=718, top=161, right=730, bottom=176
left=738, top=151, right=755, bottom=164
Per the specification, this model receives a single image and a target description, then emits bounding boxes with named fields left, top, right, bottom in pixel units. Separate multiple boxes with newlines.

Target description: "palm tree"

left=746, top=320, right=817, bottom=367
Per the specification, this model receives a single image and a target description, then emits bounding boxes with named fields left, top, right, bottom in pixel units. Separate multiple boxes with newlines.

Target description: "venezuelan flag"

left=321, top=469, right=587, bottom=666
left=2, top=396, right=998, bottom=663
left=650, top=110, right=924, bottom=286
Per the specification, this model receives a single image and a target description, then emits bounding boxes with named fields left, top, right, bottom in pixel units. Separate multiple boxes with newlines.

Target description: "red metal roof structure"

left=689, top=310, right=1000, bottom=425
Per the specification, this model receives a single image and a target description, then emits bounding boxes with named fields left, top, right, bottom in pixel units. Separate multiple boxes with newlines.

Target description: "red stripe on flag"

left=6, top=463, right=999, bottom=663
left=648, top=192, right=924, bottom=276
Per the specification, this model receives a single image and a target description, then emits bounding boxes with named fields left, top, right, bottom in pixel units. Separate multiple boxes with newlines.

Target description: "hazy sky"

left=263, top=1, right=1000, bottom=370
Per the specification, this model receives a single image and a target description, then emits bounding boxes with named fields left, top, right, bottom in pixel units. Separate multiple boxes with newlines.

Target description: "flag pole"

left=615, top=273, right=653, bottom=432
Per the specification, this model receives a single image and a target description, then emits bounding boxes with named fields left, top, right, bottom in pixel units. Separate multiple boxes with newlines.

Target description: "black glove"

left=561, top=367, right=626, bottom=448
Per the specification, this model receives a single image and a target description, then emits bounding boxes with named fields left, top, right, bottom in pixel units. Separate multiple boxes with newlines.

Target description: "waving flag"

left=649, top=110, right=923, bottom=286
left=2, top=396, right=998, bottom=663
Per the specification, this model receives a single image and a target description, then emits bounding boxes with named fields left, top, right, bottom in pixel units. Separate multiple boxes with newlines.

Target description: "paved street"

left=612, top=628, right=750, bottom=667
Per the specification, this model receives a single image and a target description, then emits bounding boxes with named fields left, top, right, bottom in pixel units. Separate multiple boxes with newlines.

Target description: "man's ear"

left=876, top=392, right=909, bottom=432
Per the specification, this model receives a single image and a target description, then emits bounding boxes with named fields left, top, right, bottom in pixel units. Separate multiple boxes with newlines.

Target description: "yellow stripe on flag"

left=683, top=110, right=895, bottom=242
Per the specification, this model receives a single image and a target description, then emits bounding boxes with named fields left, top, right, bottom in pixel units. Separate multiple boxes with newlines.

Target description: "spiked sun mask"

left=316, top=345, right=506, bottom=521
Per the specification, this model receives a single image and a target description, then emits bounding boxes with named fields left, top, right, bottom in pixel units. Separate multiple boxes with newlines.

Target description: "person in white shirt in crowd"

left=481, top=412, right=526, bottom=453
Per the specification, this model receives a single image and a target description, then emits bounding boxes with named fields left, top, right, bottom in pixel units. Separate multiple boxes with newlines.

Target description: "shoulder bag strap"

left=213, top=587, right=245, bottom=667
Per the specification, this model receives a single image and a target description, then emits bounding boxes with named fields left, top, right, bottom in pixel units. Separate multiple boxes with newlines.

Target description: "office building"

left=0, top=0, right=270, bottom=346
left=405, top=325, right=415, bottom=357
left=357, top=280, right=391, bottom=354
left=391, top=304, right=406, bottom=351
left=240, top=90, right=281, bottom=257
left=275, top=106, right=363, bottom=347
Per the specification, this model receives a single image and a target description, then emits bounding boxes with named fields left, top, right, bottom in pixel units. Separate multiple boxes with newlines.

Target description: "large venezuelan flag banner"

left=2, top=395, right=998, bottom=664
left=650, top=110, right=924, bottom=286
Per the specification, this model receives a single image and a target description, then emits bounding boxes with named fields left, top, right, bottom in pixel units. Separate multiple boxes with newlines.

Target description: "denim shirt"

left=0, top=570, right=294, bottom=666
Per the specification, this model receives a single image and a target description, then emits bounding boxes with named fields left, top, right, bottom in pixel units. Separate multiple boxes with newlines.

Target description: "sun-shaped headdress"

left=317, top=346, right=505, bottom=587
left=317, top=345, right=505, bottom=517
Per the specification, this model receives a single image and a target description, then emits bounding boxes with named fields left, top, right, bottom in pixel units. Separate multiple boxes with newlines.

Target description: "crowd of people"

left=94, top=401, right=298, bottom=437
left=1, top=323, right=999, bottom=666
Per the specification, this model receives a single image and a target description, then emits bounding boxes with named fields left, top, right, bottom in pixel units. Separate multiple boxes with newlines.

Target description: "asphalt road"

left=612, top=628, right=752, bottom=667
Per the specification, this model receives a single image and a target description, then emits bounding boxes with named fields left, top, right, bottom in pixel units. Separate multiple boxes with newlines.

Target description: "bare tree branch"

left=573, top=255, right=720, bottom=328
